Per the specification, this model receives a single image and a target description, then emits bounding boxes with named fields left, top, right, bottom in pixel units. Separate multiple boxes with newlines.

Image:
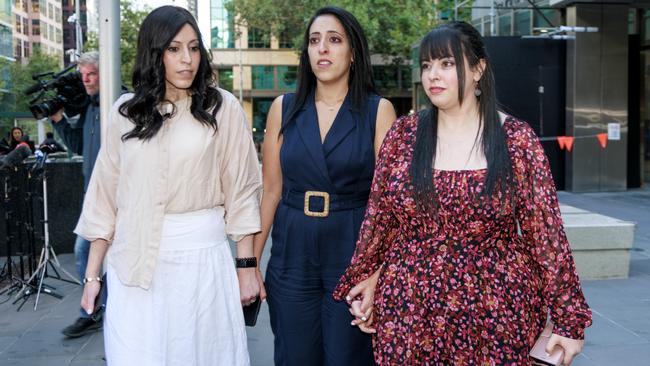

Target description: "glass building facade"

left=210, top=0, right=234, bottom=49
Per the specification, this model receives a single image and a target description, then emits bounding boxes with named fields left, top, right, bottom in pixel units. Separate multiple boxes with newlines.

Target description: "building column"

left=565, top=3, right=628, bottom=191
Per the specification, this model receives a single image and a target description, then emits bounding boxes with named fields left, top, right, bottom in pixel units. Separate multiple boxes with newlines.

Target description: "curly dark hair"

left=119, top=6, right=222, bottom=140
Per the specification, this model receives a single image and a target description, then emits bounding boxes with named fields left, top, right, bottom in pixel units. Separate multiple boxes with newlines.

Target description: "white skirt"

left=104, top=208, right=249, bottom=366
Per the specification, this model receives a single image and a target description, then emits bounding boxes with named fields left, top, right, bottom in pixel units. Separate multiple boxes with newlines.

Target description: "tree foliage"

left=84, top=0, right=149, bottom=89
left=0, top=49, right=61, bottom=136
left=225, top=0, right=470, bottom=64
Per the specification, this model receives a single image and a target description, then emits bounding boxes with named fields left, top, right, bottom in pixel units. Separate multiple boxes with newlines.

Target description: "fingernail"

left=545, top=352, right=550, bottom=357
left=350, top=321, right=356, bottom=326
left=361, top=316, right=367, bottom=322
left=86, top=308, right=93, bottom=314
left=346, top=296, right=351, bottom=301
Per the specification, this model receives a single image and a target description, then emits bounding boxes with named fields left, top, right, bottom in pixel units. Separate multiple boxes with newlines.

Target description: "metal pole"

left=98, top=1, right=121, bottom=146
left=75, top=0, right=83, bottom=52
left=490, top=0, right=496, bottom=35
left=455, top=0, right=458, bottom=20
left=238, top=43, right=243, bottom=104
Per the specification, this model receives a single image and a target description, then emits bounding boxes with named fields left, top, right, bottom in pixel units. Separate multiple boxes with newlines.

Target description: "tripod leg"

left=33, top=257, right=48, bottom=310
left=14, top=248, right=47, bottom=300
left=47, top=247, right=81, bottom=285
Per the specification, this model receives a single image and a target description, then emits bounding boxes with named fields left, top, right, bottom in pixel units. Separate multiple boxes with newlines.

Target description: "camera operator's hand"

left=50, top=109, right=64, bottom=123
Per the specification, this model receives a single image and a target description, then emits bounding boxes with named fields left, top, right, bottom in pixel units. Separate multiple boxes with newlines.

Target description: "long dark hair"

left=281, top=6, right=375, bottom=133
left=119, top=6, right=221, bottom=140
left=411, top=21, right=512, bottom=210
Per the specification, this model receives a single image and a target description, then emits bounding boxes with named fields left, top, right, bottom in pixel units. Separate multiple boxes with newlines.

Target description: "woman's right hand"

left=256, top=267, right=267, bottom=301
left=80, top=281, right=101, bottom=315
left=346, top=268, right=381, bottom=334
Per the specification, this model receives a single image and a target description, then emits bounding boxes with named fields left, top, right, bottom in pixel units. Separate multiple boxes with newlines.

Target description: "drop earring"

left=474, top=87, right=482, bottom=97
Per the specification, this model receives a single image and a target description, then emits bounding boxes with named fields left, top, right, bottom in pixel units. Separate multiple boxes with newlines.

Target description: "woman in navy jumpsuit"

left=252, top=7, right=396, bottom=366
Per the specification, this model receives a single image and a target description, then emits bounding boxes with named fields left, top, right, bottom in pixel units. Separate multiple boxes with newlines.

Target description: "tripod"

left=14, top=158, right=80, bottom=311
left=0, top=168, right=27, bottom=298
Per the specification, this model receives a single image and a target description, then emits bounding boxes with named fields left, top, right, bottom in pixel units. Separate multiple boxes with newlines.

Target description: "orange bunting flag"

left=564, top=136, right=574, bottom=152
left=556, top=136, right=575, bottom=152
left=596, top=133, right=608, bottom=149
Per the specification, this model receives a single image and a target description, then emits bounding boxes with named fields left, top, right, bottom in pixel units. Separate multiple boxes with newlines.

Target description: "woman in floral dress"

left=333, top=21, right=592, bottom=365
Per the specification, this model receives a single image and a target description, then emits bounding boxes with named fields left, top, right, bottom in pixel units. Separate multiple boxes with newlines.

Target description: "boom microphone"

left=0, top=144, right=32, bottom=170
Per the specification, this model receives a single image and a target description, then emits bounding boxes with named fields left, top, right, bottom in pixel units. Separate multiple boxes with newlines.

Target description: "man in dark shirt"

left=49, top=51, right=104, bottom=338
left=39, top=132, right=66, bottom=153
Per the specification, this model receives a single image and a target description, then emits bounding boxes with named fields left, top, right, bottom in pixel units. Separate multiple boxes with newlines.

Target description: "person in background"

left=49, top=51, right=105, bottom=338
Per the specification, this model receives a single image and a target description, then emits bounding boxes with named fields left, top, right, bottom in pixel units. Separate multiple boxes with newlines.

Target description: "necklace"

left=317, top=98, right=344, bottom=111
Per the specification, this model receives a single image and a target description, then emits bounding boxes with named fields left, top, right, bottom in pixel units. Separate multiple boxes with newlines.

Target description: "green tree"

left=0, top=49, right=61, bottom=136
left=225, top=0, right=471, bottom=64
left=84, top=0, right=150, bottom=89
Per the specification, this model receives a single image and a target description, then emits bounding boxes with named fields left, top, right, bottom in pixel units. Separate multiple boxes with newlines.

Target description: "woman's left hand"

left=237, top=268, right=260, bottom=306
left=546, top=333, right=584, bottom=366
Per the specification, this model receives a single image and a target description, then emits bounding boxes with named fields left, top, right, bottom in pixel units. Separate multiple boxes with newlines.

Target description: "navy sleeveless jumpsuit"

left=266, top=91, right=380, bottom=366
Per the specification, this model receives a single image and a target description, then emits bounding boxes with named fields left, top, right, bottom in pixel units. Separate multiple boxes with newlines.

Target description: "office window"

left=400, top=65, right=412, bottom=90
left=252, top=65, right=274, bottom=90
left=15, top=40, right=23, bottom=60
left=218, top=68, right=233, bottom=91
left=374, top=66, right=398, bottom=90
left=24, top=40, right=29, bottom=57
left=498, top=14, right=512, bottom=36
left=23, top=17, right=28, bottom=35
left=514, top=10, right=531, bottom=36
left=15, top=15, right=22, bottom=34
left=277, top=66, right=297, bottom=90
left=210, top=1, right=235, bottom=49
left=484, top=20, right=492, bottom=37
left=32, top=19, right=40, bottom=36
left=48, top=3, right=53, bottom=19
left=31, top=0, right=39, bottom=13
left=56, top=28, right=61, bottom=43
left=278, top=29, right=295, bottom=49
left=0, top=25, right=12, bottom=58
left=248, top=28, right=270, bottom=48
left=533, top=8, right=558, bottom=28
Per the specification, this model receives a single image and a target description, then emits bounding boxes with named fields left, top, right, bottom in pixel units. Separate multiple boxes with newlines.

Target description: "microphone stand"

left=14, top=153, right=80, bottom=311
left=0, top=168, right=27, bottom=298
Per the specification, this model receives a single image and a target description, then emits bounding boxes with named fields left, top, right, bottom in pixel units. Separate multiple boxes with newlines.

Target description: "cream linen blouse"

left=75, top=89, right=262, bottom=289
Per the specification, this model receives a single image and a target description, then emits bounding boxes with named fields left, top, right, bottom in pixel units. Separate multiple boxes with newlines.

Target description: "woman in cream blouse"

left=77, top=6, right=261, bottom=366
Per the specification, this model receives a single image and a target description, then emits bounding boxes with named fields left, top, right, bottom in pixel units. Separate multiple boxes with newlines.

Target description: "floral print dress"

left=333, top=114, right=592, bottom=365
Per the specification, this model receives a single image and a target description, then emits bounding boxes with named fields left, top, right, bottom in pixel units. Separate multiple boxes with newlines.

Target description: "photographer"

left=49, top=51, right=104, bottom=338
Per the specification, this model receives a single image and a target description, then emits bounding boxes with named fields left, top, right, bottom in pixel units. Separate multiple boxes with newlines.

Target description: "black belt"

left=282, top=189, right=369, bottom=217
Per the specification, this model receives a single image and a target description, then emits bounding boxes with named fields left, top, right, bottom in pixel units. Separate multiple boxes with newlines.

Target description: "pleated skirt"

left=104, top=208, right=249, bottom=366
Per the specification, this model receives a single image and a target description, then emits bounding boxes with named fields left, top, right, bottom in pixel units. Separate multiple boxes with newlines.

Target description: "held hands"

left=237, top=267, right=260, bottom=306
left=546, top=334, right=584, bottom=366
left=346, top=268, right=381, bottom=334
left=80, top=281, right=101, bottom=315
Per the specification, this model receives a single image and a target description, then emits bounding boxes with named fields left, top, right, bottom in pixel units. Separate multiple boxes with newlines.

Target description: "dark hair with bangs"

left=119, top=5, right=221, bottom=140
left=280, top=6, right=375, bottom=133
left=411, top=21, right=513, bottom=210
